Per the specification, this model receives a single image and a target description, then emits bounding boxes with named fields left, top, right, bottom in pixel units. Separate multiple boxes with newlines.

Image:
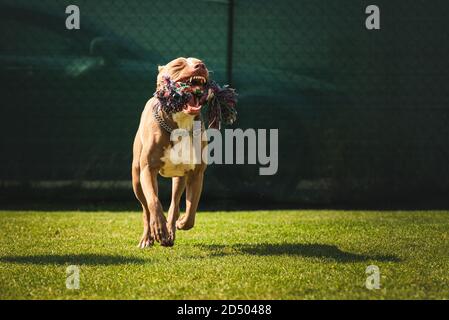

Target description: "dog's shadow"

left=195, top=243, right=400, bottom=263
left=0, top=253, right=148, bottom=266
left=0, top=244, right=401, bottom=266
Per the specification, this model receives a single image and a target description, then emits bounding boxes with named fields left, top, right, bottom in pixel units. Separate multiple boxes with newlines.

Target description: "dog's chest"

left=159, top=113, right=200, bottom=177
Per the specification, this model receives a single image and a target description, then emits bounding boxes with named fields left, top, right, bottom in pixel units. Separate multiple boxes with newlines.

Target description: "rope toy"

left=154, top=75, right=238, bottom=129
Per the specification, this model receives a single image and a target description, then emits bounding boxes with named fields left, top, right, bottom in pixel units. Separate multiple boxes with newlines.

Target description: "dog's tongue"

left=184, top=95, right=202, bottom=114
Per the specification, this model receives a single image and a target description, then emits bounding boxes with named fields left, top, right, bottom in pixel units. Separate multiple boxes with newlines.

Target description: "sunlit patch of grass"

left=1, top=210, right=449, bottom=299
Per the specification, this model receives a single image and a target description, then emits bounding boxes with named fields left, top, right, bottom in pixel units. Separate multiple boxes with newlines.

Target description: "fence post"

left=226, top=0, right=235, bottom=86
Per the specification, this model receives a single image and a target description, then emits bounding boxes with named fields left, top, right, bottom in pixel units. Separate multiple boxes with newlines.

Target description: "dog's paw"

left=138, top=232, right=154, bottom=249
left=164, top=226, right=176, bottom=247
left=162, top=239, right=174, bottom=247
left=150, top=214, right=169, bottom=245
left=176, top=216, right=194, bottom=231
left=161, top=233, right=174, bottom=247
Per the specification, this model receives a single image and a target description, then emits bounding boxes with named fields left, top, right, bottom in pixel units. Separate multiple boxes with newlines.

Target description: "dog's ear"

left=158, top=65, right=165, bottom=73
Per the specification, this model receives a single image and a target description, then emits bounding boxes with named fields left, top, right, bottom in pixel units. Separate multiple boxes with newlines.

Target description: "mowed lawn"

left=1, top=210, right=449, bottom=300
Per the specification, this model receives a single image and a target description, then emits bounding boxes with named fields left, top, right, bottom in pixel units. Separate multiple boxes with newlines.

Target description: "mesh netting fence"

left=0, top=0, right=448, bottom=206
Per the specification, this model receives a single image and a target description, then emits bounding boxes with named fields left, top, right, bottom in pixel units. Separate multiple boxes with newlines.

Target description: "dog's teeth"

left=188, top=76, right=206, bottom=85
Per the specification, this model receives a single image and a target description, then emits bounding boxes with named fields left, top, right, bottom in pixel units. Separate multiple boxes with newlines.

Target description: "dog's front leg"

left=176, top=167, right=205, bottom=231
left=166, top=176, right=186, bottom=246
left=140, top=164, right=170, bottom=246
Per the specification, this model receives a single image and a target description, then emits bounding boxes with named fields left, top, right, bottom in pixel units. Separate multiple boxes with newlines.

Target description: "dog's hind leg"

left=176, top=166, right=206, bottom=231
left=166, top=176, right=186, bottom=246
left=132, top=132, right=154, bottom=248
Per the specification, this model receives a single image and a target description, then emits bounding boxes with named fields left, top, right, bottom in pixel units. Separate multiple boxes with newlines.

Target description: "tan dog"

left=132, top=57, right=208, bottom=247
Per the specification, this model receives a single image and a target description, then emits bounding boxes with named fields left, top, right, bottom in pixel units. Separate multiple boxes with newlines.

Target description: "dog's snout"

left=194, top=62, right=206, bottom=70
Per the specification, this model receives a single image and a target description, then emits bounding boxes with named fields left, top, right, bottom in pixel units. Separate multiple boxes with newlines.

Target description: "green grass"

left=1, top=210, right=449, bottom=299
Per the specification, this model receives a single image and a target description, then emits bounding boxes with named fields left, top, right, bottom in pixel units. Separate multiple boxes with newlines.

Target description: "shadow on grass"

left=195, top=243, right=400, bottom=263
left=0, top=253, right=147, bottom=266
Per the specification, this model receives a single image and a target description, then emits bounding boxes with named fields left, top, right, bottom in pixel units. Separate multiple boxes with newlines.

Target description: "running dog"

left=132, top=57, right=209, bottom=247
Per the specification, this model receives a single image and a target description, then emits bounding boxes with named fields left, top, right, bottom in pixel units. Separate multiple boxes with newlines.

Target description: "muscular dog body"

left=132, top=57, right=208, bottom=247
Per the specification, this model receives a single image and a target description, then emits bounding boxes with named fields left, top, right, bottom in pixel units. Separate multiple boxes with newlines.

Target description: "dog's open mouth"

left=182, top=76, right=208, bottom=115
left=154, top=74, right=237, bottom=128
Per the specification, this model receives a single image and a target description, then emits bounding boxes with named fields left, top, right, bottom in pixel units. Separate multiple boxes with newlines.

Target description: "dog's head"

left=157, top=57, right=209, bottom=115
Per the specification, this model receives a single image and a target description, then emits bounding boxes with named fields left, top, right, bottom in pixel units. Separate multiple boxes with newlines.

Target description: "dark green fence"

left=1, top=0, right=448, bottom=207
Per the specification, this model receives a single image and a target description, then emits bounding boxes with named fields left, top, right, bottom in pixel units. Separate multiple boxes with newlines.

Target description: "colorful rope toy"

left=154, top=76, right=238, bottom=129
